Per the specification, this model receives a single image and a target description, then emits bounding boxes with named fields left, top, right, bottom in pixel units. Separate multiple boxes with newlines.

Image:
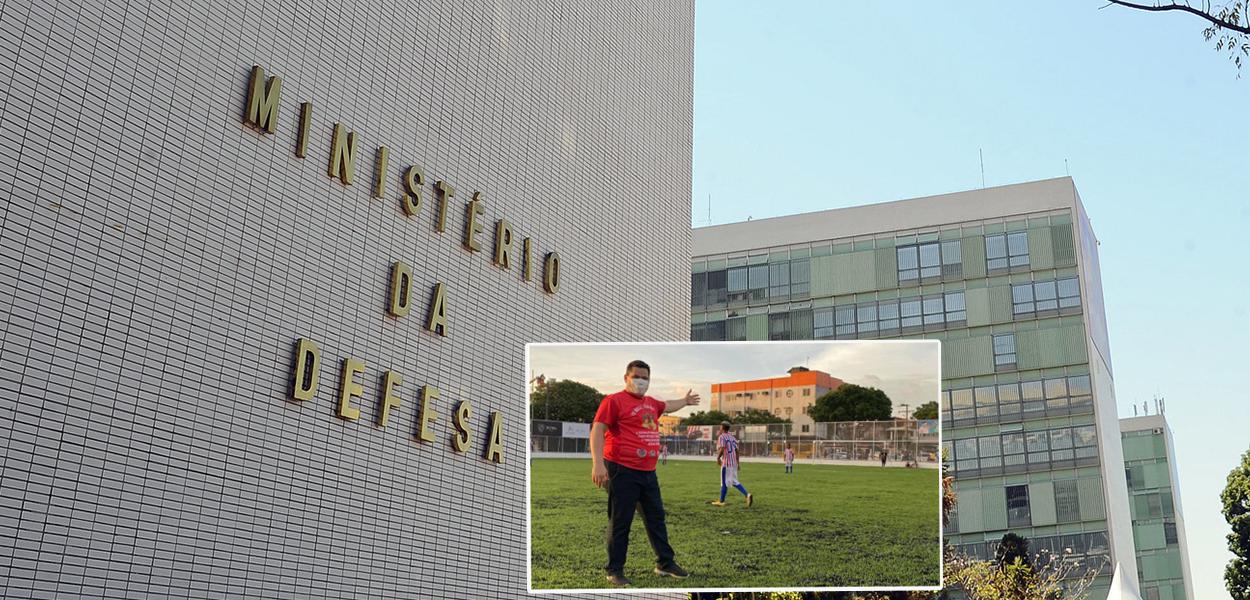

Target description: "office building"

left=710, top=367, right=842, bottom=430
left=691, top=177, right=1136, bottom=597
left=0, top=1, right=693, bottom=598
left=1121, top=414, right=1194, bottom=600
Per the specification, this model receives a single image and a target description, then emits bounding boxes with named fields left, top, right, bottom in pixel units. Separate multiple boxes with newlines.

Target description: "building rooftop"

left=692, top=176, right=1084, bottom=256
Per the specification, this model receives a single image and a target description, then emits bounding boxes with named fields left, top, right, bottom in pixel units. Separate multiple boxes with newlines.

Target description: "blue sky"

left=692, top=2, right=1249, bottom=598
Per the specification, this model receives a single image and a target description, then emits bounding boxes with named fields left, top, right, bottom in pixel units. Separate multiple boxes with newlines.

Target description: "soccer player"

left=711, top=422, right=752, bottom=507
left=784, top=442, right=794, bottom=474
left=660, top=444, right=668, bottom=466
left=590, top=360, right=699, bottom=587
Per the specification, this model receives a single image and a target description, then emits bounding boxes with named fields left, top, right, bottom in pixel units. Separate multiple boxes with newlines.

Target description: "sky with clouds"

left=528, top=341, right=939, bottom=418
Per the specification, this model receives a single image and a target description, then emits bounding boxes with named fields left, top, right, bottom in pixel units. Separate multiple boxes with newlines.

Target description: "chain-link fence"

left=530, top=419, right=939, bottom=466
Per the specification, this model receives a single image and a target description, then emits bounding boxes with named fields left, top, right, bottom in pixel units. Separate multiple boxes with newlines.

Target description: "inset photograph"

left=526, top=341, right=941, bottom=592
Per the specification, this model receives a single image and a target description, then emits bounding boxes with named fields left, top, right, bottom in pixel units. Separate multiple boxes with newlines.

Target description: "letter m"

left=245, top=65, right=282, bottom=133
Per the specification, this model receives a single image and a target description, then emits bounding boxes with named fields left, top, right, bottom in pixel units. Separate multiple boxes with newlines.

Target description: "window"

left=703, top=320, right=725, bottom=341
left=706, top=269, right=727, bottom=305
left=950, top=388, right=974, bottom=421
left=725, top=316, right=747, bottom=341
left=801, top=424, right=810, bottom=433
left=691, top=272, right=706, bottom=308
left=856, top=302, right=878, bottom=334
left=1006, top=484, right=1031, bottom=527
left=790, top=309, right=813, bottom=340
left=835, top=305, right=856, bottom=338
left=986, top=232, right=1029, bottom=271
left=945, top=291, right=966, bottom=323
left=768, top=312, right=791, bottom=340
left=898, top=240, right=961, bottom=282
left=769, top=261, right=790, bottom=299
left=941, top=240, right=962, bottom=278
left=747, top=264, right=769, bottom=302
left=803, top=388, right=811, bottom=396
left=1002, top=433, right=1026, bottom=466
left=993, top=333, right=1017, bottom=370
left=955, top=438, right=978, bottom=471
left=727, top=266, right=748, bottom=304
left=1057, top=277, right=1080, bottom=308
left=978, top=436, right=1002, bottom=469
left=790, top=259, right=811, bottom=298
left=878, top=301, right=900, bottom=332
left=900, top=298, right=923, bottom=329
left=922, top=295, right=944, bottom=326
left=1013, top=277, right=1082, bottom=317
left=1164, top=522, right=1178, bottom=545
left=813, top=308, right=834, bottom=339
left=1054, top=480, right=1080, bottom=523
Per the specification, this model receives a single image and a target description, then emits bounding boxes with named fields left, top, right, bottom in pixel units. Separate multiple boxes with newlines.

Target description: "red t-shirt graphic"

left=594, top=391, right=664, bottom=471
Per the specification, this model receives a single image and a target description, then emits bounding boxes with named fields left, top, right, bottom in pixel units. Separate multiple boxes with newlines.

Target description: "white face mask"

left=630, top=377, right=650, bottom=396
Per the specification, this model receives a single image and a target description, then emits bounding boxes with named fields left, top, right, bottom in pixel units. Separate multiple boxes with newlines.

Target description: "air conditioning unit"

left=1153, top=428, right=1163, bottom=435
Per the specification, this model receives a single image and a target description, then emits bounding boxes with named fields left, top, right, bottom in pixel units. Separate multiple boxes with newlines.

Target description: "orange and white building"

left=710, top=367, right=843, bottom=431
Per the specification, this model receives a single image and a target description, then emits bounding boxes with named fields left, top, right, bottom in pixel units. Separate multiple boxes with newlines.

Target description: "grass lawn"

left=529, top=458, right=940, bottom=590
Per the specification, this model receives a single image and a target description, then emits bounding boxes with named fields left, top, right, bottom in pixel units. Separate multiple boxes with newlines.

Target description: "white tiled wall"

left=0, top=0, right=693, bottom=597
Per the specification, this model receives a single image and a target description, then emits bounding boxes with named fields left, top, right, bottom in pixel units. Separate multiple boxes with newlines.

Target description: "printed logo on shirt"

left=636, top=448, right=647, bottom=458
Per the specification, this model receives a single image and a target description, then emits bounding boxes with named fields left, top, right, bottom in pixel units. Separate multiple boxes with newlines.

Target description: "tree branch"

left=1106, top=0, right=1250, bottom=34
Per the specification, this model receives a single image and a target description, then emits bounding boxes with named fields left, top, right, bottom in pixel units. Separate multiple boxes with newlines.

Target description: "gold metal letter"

left=337, top=357, right=365, bottom=420
left=464, top=193, right=485, bottom=252
left=377, top=370, right=402, bottom=427
left=485, top=411, right=505, bottom=464
left=296, top=102, right=312, bottom=157
left=452, top=400, right=473, bottom=453
left=290, top=338, right=321, bottom=401
left=494, top=219, right=513, bottom=269
left=388, top=261, right=413, bottom=317
left=245, top=65, right=281, bottom=133
left=426, top=282, right=448, bottom=337
left=373, top=146, right=389, bottom=198
left=435, top=180, right=454, bottom=233
left=402, top=166, right=425, bottom=216
left=416, top=385, right=439, bottom=443
left=328, top=123, right=357, bottom=185
left=522, top=237, right=533, bottom=282
left=543, top=252, right=561, bottom=294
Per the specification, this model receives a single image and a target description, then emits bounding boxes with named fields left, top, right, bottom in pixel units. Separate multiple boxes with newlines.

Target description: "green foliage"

left=530, top=458, right=939, bottom=589
left=912, top=401, right=938, bottom=420
left=809, top=383, right=892, bottom=422
left=681, top=410, right=733, bottom=426
left=731, top=408, right=790, bottom=424
left=1223, top=445, right=1250, bottom=599
left=529, top=379, right=603, bottom=423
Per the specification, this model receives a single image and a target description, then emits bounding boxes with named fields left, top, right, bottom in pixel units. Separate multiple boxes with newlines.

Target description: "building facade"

left=0, top=1, right=692, bottom=598
left=710, top=367, right=842, bottom=430
left=1120, top=414, right=1194, bottom=600
left=691, top=178, right=1136, bottom=597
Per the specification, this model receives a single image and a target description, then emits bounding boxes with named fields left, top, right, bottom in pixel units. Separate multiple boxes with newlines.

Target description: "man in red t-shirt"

left=590, top=359, right=699, bottom=586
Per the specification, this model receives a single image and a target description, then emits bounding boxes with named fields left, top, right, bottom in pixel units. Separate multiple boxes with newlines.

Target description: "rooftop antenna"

left=1065, top=158, right=1070, bottom=177
left=707, top=193, right=712, bottom=225
left=1143, top=401, right=1149, bottom=416
left=979, top=148, right=986, bottom=188
left=1133, top=403, right=1138, bottom=417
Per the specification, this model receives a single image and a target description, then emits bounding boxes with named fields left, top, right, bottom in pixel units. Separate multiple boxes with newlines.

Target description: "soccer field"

left=529, top=458, right=940, bottom=590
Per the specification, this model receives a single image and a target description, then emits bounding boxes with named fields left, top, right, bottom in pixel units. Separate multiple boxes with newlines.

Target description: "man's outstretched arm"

left=661, top=389, right=700, bottom=414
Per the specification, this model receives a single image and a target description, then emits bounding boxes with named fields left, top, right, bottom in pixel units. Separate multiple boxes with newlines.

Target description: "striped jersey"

left=717, top=432, right=739, bottom=468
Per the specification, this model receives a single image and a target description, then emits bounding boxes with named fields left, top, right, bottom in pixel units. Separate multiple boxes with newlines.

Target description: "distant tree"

left=913, top=401, right=939, bottom=420
left=1106, top=1, right=1250, bottom=73
left=995, top=533, right=1032, bottom=571
left=732, top=408, right=790, bottom=424
left=529, top=379, right=602, bottom=423
left=681, top=410, right=732, bottom=426
left=808, top=384, right=892, bottom=422
left=1223, top=445, right=1250, bottom=599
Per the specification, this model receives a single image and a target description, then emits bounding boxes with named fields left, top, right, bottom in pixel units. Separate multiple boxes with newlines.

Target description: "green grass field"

left=529, top=458, right=940, bottom=590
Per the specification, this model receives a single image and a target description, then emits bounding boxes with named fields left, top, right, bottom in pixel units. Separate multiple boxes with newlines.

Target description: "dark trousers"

left=605, top=460, right=675, bottom=573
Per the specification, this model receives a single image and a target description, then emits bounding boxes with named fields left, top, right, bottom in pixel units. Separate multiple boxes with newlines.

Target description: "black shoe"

left=605, top=572, right=632, bottom=586
left=654, top=563, right=690, bottom=579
